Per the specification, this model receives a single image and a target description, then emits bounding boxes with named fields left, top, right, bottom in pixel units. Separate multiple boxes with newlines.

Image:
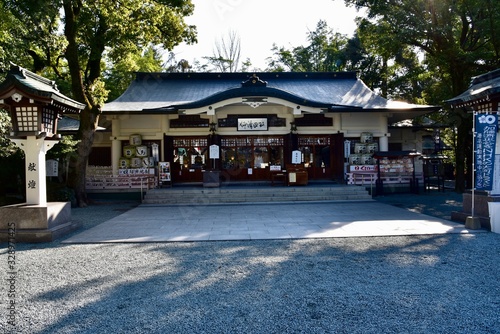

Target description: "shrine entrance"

left=165, top=133, right=345, bottom=184
left=220, top=136, right=286, bottom=181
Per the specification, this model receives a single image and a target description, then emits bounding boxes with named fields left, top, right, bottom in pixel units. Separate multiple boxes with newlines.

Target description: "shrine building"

left=88, top=71, right=440, bottom=187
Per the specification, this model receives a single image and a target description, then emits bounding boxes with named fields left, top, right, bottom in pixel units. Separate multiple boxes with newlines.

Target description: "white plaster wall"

left=116, top=115, right=163, bottom=139
left=339, top=113, right=387, bottom=137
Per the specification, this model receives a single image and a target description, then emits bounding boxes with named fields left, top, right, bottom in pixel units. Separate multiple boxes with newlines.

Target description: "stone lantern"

left=0, top=63, right=85, bottom=242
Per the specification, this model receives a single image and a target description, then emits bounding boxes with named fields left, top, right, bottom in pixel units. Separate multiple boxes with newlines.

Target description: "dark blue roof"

left=103, top=71, right=438, bottom=119
left=446, top=68, right=500, bottom=106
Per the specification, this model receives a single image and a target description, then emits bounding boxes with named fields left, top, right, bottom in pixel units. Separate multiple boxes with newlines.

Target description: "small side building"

left=448, top=69, right=500, bottom=230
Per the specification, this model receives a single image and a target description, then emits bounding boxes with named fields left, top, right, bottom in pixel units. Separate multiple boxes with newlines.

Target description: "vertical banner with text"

left=475, top=113, right=498, bottom=190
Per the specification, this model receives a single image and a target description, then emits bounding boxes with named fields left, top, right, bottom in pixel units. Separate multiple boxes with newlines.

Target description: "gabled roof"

left=0, top=63, right=85, bottom=113
left=446, top=68, right=500, bottom=107
left=103, top=72, right=439, bottom=122
left=57, top=116, right=106, bottom=132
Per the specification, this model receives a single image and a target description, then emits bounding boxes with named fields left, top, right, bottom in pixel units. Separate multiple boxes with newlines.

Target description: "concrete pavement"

left=63, top=199, right=485, bottom=243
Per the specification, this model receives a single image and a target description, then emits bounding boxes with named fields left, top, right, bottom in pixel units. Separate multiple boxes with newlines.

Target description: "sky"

left=171, top=0, right=364, bottom=71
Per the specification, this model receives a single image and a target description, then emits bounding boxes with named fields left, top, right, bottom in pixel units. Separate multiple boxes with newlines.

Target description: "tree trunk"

left=72, top=108, right=99, bottom=207
left=449, top=64, right=472, bottom=193
left=62, top=1, right=96, bottom=207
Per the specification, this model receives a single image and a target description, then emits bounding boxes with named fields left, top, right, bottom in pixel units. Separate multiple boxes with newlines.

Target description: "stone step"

left=142, top=185, right=372, bottom=205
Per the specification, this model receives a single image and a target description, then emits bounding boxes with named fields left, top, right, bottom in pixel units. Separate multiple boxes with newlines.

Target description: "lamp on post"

left=5, top=96, right=66, bottom=206
left=0, top=63, right=85, bottom=242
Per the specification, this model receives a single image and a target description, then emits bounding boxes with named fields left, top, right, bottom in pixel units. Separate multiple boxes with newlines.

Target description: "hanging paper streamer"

left=475, top=113, right=498, bottom=190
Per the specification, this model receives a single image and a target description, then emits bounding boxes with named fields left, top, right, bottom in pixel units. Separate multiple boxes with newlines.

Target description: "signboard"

left=349, top=165, right=377, bottom=172
left=210, top=144, right=220, bottom=159
left=291, top=150, right=302, bottom=164
left=237, top=118, right=268, bottom=131
left=344, top=140, right=351, bottom=157
left=475, top=113, right=498, bottom=191
left=119, top=168, right=155, bottom=176
left=46, top=159, right=58, bottom=177
left=158, top=162, right=171, bottom=183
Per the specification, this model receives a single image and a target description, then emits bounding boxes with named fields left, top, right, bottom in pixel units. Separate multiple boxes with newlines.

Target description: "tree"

left=267, top=20, right=349, bottom=72
left=343, top=0, right=500, bottom=192
left=105, top=46, right=165, bottom=102
left=2, top=0, right=197, bottom=206
left=204, top=30, right=242, bottom=72
left=0, top=109, right=24, bottom=205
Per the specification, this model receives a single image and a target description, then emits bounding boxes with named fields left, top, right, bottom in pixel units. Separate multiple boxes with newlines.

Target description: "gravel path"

left=1, top=196, right=499, bottom=333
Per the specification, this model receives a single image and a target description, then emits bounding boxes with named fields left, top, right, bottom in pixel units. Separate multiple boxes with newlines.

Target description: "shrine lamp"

left=0, top=63, right=85, bottom=139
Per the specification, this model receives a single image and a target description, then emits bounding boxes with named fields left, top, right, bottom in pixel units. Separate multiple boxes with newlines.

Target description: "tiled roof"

left=57, top=116, right=106, bottom=132
left=446, top=68, right=500, bottom=106
left=0, top=63, right=85, bottom=112
left=103, top=72, right=438, bottom=118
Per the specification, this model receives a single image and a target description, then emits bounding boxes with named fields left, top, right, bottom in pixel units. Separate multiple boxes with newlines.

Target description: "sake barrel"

left=119, top=157, right=130, bottom=169
left=129, top=134, right=142, bottom=146
left=360, top=132, right=373, bottom=143
left=354, top=143, right=367, bottom=154
left=123, top=145, right=136, bottom=158
left=349, top=154, right=361, bottom=165
left=130, top=157, right=142, bottom=168
left=142, top=157, right=154, bottom=168
left=135, top=145, right=148, bottom=157
left=361, top=154, right=373, bottom=165
left=366, top=143, right=379, bottom=153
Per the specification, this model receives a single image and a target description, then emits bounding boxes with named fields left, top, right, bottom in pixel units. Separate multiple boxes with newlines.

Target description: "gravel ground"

left=1, top=195, right=499, bottom=333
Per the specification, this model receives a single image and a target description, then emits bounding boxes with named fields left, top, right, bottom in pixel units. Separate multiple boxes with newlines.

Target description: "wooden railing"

left=346, top=172, right=423, bottom=185
left=86, top=176, right=157, bottom=191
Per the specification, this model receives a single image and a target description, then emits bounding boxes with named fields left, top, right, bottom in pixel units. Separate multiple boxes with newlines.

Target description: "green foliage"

left=343, top=0, right=500, bottom=191
left=0, top=147, right=24, bottom=204
left=267, top=20, right=348, bottom=72
left=265, top=19, right=432, bottom=104
left=46, top=135, right=80, bottom=161
left=0, top=109, right=18, bottom=158
left=104, top=46, right=165, bottom=101
left=47, top=182, right=76, bottom=203
left=1, top=0, right=197, bottom=205
left=344, top=0, right=500, bottom=94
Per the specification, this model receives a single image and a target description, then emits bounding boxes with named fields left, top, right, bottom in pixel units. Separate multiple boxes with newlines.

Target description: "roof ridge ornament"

left=242, top=97, right=268, bottom=108
left=241, top=73, right=267, bottom=87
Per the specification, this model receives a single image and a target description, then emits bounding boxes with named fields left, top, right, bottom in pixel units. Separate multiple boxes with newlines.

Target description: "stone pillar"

left=11, top=136, right=58, bottom=206
left=111, top=117, right=122, bottom=176
left=378, top=116, right=389, bottom=151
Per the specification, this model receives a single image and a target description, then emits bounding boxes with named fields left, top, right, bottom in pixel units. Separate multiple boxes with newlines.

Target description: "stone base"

left=0, top=202, right=80, bottom=242
left=451, top=211, right=490, bottom=230
left=450, top=191, right=500, bottom=230
left=465, top=216, right=481, bottom=230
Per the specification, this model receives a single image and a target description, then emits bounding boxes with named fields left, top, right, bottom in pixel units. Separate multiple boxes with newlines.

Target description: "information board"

left=210, top=144, right=220, bottom=159
left=158, top=162, right=171, bottom=183
left=291, top=150, right=302, bottom=164
left=475, top=113, right=498, bottom=191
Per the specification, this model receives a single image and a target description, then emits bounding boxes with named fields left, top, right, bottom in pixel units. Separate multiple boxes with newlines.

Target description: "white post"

left=111, top=117, right=122, bottom=176
left=465, top=111, right=481, bottom=229
left=11, top=136, right=59, bottom=206
left=379, top=116, right=389, bottom=151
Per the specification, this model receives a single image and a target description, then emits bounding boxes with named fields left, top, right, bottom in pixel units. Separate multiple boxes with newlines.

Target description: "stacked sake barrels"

left=119, top=134, right=155, bottom=170
left=349, top=132, right=378, bottom=166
